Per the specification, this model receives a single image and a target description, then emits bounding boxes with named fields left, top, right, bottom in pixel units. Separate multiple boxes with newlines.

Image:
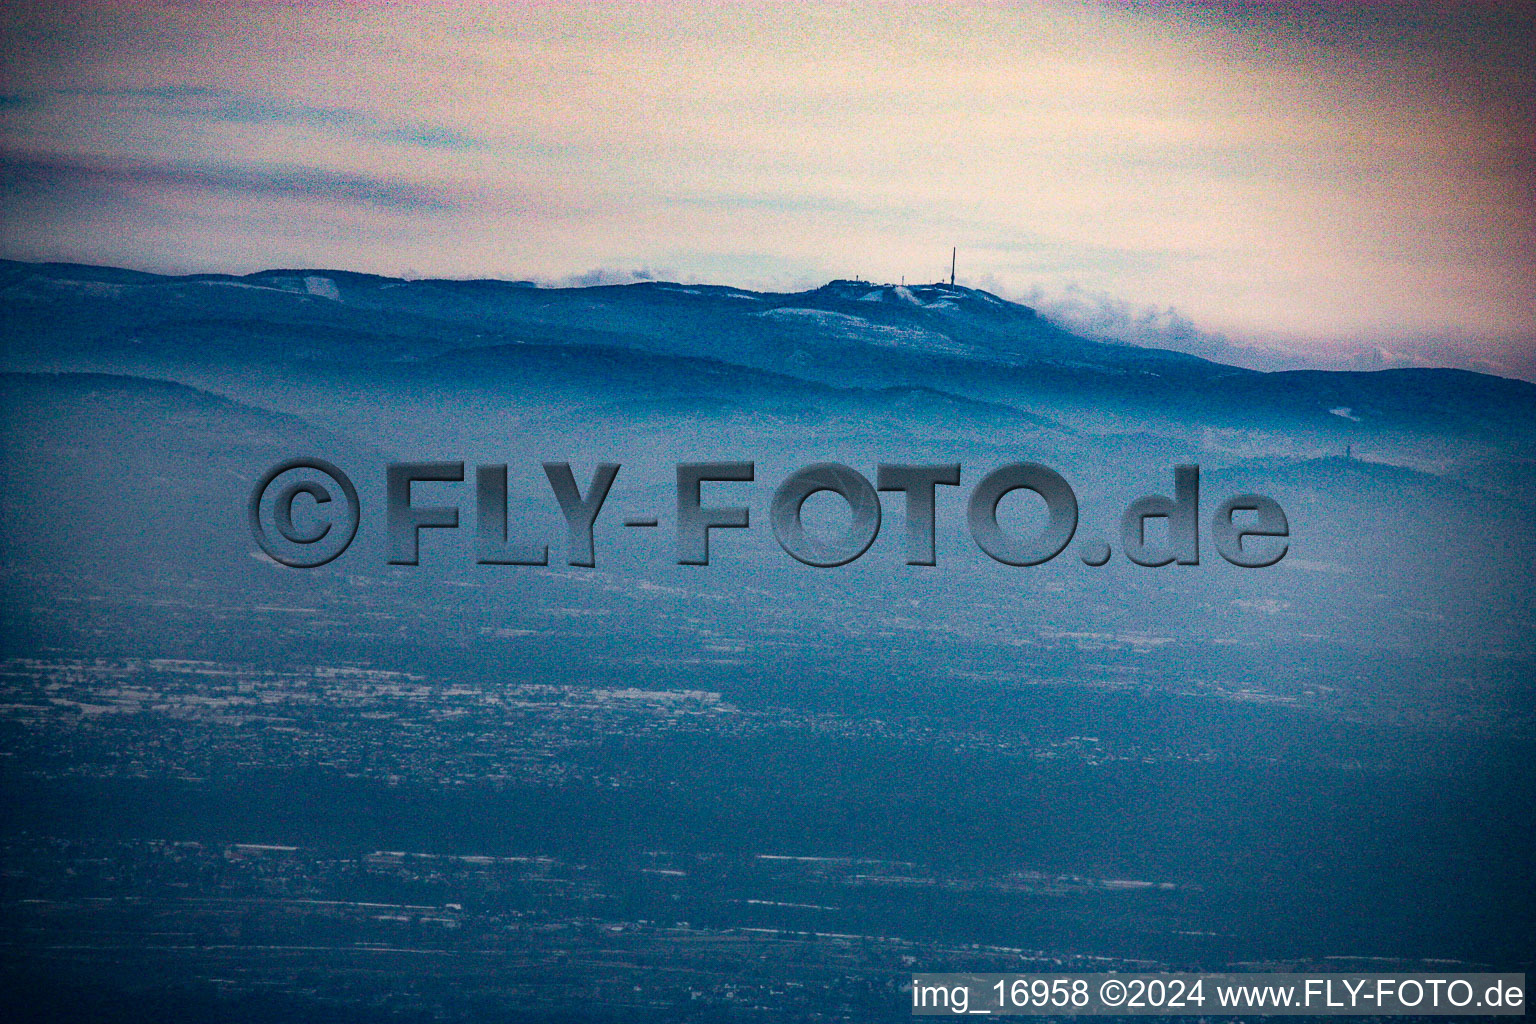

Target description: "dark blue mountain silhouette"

left=4, top=260, right=1531, bottom=446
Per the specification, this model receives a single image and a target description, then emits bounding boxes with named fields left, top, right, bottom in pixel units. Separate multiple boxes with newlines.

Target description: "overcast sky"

left=1, top=2, right=1531, bottom=376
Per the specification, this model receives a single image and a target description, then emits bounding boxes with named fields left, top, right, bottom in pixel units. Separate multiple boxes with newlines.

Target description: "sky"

left=1, top=1, right=1532, bottom=377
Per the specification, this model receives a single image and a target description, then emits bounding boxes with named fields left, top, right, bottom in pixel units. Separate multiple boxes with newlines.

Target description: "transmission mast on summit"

left=950, top=247, right=956, bottom=287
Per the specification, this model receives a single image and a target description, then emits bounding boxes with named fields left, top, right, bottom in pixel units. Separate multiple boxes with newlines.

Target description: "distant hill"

left=3, top=261, right=1531, bottom=450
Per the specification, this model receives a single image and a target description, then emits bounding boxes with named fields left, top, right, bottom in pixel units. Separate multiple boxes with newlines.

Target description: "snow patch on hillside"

left=755, top=307, right=977, bottom=357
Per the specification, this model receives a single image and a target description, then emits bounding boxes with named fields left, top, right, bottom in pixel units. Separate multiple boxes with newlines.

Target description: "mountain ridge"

left=2, top=260, right=1531, bottom=449
left=3, top=257, right=1528, bottom=383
